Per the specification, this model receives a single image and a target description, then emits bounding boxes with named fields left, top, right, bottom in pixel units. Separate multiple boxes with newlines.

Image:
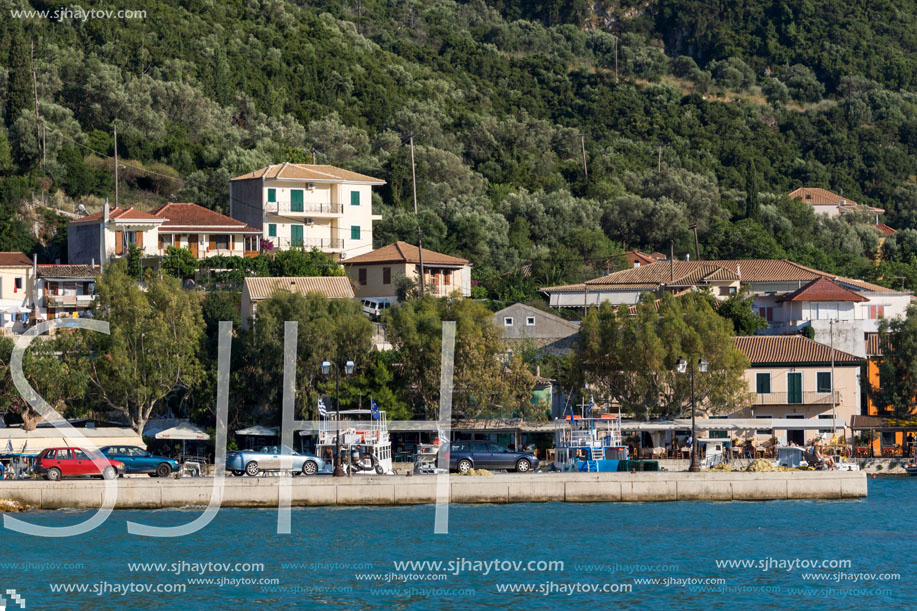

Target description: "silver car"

left=226, top=445, right=327, bottom=476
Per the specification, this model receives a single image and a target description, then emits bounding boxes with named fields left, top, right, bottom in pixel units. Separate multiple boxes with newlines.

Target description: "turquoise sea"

left=0, top=477, right=913, bottom=610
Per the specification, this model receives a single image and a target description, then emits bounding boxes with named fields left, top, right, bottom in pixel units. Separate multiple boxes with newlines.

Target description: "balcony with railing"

left=265, top=202, right=343, bottom=217
left=267, top=237, right=345, bottom=252
left=752, top=391, right=840, bottom=405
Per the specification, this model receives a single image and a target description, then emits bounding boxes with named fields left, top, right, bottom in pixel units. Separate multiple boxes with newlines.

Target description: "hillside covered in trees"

left=3, top=0, right=917, bottom=301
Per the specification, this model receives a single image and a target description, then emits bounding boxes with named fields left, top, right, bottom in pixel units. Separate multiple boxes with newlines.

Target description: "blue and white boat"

left=553, top=415, right=627, bottom=472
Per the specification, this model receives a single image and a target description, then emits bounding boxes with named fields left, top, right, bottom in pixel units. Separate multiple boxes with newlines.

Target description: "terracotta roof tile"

left=231, top=163, right=385, bottom=184
left=777, top=277, right=868, bottom=303
left=788, top=187, right=858, bottom=206
left=152, top=202, right=260, bottom=233
left=733, top=335, right=861, bottom=364
left=0, top=252, right=31, bottom=267
left=243, top=277, right=354, bottom=301
left=37, top=264, right=98, bottom=279
left=344, top=241, right=469, bottom=266
left=873, top=223, right=897, bottom=236
left=70, top=207, right=163, bottom=225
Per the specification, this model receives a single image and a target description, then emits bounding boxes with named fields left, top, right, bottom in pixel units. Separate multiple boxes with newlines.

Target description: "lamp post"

left=677, top=357, right=708, bottom=472
left=321, top=358, right=355, bottom=477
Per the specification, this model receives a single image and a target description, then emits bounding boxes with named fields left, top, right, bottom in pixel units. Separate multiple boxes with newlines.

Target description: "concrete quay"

left=0, top=471, right=866, bottom=510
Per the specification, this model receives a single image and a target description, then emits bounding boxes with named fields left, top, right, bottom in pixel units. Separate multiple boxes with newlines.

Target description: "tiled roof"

left=152, top=202, right=260, bottom=233
left=344, top=241, right=469, bottom=266
left=567, top=259, right=891, bottom=293
left=777, top=277, right=868, bottom=303
left=734, top=335, right=861, bottom=364
left=624, top=250, right=662, bottom=266
left=873, top=224, right=897, bottom=236
left=243, top=276, right=354, bottom=301
left=0, top=252, right=31, bottom=267
left=70, top=206, right=163, bottom=224
left=231, top=163, right=385, bottom=184
left=788, top=187, right=857, bottom=206
left=37, top=264, right=98, bottom=279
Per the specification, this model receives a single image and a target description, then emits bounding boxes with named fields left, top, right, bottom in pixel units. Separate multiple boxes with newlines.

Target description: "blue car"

left=447, top=441, right=539, bottom=474
left=226, top=445, right=327, bottom=477
left=99, top=446, right=180, bottom=477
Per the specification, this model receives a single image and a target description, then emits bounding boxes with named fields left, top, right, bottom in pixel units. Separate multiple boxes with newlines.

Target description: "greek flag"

left=371, top=398, right=380, bottom=420
left=317, top=398, right=327, bottom=418
left=586, top=393, right=595, bottom=415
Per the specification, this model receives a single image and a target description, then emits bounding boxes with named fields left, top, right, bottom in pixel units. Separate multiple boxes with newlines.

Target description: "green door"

left=291, top=189, right=304, bottom=212
left=290, top=225, right=304, bottom=247
left=787, top=372, right=802, bottom=404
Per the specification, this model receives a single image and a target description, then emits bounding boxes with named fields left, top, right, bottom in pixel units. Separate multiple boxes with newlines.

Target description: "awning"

left=850, top=414, right=917, bottom=431
left=0, top=427, right=145, bottom=455
left=154, top=422, right=209, bottom=441
left=235, top=425, right=278, bottom=437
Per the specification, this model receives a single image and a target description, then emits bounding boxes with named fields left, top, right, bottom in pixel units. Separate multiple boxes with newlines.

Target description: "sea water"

left=0, top=477, right=913, bottom=610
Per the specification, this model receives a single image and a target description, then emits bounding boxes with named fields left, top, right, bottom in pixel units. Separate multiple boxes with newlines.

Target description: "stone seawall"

left=0, top=471, right=866, bottom=510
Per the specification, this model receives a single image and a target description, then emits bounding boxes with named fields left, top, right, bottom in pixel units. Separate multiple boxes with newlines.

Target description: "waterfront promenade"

left=0, top=471, right=866, bottom=509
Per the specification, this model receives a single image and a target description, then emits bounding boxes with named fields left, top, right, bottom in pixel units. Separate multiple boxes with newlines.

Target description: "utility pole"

left=689, top=223, right=700, bottom=261
left=113, top=126, right=119, bottom=209
left=614, top=37, right=618, bottom=84
left=30, top=40, right=42, bottom=169
left=409, top=135, right=425, bottom=297
left=578, top=133, right=588, bottom=180
left=657, top=144, right=663, bottom=173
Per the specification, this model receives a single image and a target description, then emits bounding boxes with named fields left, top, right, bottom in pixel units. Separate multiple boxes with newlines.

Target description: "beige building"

left=240, top=276, right=355, bottom=330
left=0, top=252, right=34, bottom=335
left=229, top=163, right=385, bottom=259
left=729, top=335, right=863, bottom=445
left=344, top=241, right=471, bottom=300
left=38, top=264, right=98, bottom=320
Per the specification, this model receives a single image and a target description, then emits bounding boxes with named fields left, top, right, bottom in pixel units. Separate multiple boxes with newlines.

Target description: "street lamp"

left=677, top=357, right=708, bottom=472
left=321, top=359, right=355, bottom=477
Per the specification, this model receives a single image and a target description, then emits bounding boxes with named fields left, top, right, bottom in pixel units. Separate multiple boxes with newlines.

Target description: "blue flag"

left=371, top=398, right=380, bottom=420
left=587, top=394, right=595, bottom=415
left=317, top=398, right=327, bottom=418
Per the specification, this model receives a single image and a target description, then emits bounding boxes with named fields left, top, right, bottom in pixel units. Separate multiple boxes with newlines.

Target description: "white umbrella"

left=155, top=423, right=209, bottom=459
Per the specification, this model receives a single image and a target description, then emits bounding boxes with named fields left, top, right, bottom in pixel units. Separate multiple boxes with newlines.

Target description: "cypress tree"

left=5, top=24, right=31, bottom=128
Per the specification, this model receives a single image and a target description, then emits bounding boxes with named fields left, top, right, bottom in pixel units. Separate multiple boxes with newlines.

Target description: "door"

left=291, top=189, right=304, bottom=212
left=488, top=443, right=515, bottom=469
left=71, top=449, right=95, bottom=476
left=189, top=234, right=199, bottom=258
left=115, top=231, right=124, bottom=255
left=786, top=415, right=805, bottom=446
left=290, top=225, right=304, bottom=247
left=787, top=372, right=802, bottom=404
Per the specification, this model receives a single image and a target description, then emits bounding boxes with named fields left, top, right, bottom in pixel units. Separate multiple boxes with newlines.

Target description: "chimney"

left=686, top=253, right=690, bottom=261
left=669, top=241, right=674, bottom=281
left=32, top=253, right=39, bottom=320
left=103, top=198, right=110, bottom=223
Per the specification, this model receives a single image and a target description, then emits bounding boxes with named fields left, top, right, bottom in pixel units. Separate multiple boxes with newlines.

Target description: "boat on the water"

left=316, top=409, right=394, bottom=475
left=553, top=414, right=632, bottom=472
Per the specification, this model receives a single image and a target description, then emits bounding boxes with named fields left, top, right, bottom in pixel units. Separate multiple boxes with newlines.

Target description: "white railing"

left=265, top=202, right=343, bottom=216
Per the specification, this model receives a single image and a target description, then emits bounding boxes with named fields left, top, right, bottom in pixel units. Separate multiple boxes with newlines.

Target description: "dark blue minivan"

left=447, top=441, right=538, bottom=473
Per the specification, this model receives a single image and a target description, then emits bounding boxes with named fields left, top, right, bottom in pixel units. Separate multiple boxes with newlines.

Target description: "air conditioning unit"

left=305, top=218, right=315, bottom=225
left=306, top=182, right=316, bottom=190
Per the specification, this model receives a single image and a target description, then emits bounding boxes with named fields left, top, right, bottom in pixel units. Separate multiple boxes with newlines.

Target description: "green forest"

left=3, top=0, right=917, bottom=303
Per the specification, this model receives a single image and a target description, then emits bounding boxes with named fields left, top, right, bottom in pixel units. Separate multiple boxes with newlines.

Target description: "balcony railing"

left=267, top=238, right=345, bottom=251
left=752, top=391, right=840, bottom=405
left=46, top=294, right=94, bottom=307
left=265, top=202, right=343, bottom=216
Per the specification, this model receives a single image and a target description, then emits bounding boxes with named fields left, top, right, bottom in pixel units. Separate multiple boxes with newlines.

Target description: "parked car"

left=361, top=298, right=393, bottom=320
left=226, top=445, right=327, bottom=476
left=34, top=447, right=125, bottom=481
left=446, top=441, right=539, bottom=473
left=99, top=446, right=180, bottom=477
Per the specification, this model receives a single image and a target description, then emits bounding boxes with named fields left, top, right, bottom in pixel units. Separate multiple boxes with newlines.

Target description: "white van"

left=361, top=298, right=393, bottom=320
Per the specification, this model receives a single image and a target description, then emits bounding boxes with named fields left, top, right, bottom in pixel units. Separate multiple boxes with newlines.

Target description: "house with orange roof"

left=68, top=203, right=165, bottom=264
left=150, top=202, right=261, bottom=259
left=624, top=250, right=664, bottom=268
left=229, top=163, right=386, bottom=259
left=788, top=187, right=886, bottom=224
left=343, top=241, right=471, bottom=299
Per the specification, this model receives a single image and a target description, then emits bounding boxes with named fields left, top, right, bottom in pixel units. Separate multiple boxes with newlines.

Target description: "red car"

left=35, top=447, right=125, bottom=481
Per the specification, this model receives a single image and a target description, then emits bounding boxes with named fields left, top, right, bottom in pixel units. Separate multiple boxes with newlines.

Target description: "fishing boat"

left=553, top=414, right=629, bottom=472
left=316, top=409, right=394, bottom=475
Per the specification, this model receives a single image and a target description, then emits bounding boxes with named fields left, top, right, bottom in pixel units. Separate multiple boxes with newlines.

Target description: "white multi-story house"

left=0, top=252, right=34, bottom=335
left=540, top=259, right=911, bottom=357
left=228, top=163, right=385, bottom=259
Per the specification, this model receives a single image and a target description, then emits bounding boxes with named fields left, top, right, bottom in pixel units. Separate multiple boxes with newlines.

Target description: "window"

left=755, top=415, right=773, bottom=436
left=56, top=449, right=72, bottom=460
left=382, top=267, right=391, bottom=284
left=351, top=191, right=360, bottom=206
left=504, top=317, right=513, bottom=326
left=14, top=277, right=22, bottom=293
left=290, top=225, right=304, bottom=247
left=358, top=268, right=367, bottom=286
left=719, top=286, right=736, bottom=296
left=818, top=414, right=835, bottom=434
left=526, top=316, right=536, bottom=326
left=291, top=189, right=304, bottom=212
left=816, top=372, right=832, bottom=393
left=757, top=307, right=773, bottom=322
left=869, top=305, right=886, bottom=319
left=881, top=431, right=895, bottom=446
left=351, top=225, right=361, bottom=240
left=755, top=372, right=771, bottom=394
left=268, top=224, right=277, bottom=238
left=213, top=235, right=229, bottom=250
left=267, top=188, right=276, bottom=203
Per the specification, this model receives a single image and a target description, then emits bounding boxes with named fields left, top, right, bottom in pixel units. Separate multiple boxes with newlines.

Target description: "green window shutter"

left=291, top=190, right=304, bottom=212
left=817, top=372, right=832, bottom=393
left=350, top=225, right=361, bottom=240
left=787, top=372, right=802, bottom=404
left=350, top=191, right=360, bottom=206
left=291, top=225, right=304, bottom=247
left=756, top=373, right=770, bottom=394
left=267, top=188, right=276, bottom=203
left=268, top=224, right=277, bottom=237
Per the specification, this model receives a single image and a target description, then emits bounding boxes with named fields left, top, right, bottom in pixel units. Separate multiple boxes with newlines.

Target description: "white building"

left=229, top=163, right=385, bottom=260
left=0, top=252, right=33, bottom=335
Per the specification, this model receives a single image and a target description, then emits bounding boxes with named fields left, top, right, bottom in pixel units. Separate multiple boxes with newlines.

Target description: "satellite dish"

left=77, top=204, right=88, bottom=216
